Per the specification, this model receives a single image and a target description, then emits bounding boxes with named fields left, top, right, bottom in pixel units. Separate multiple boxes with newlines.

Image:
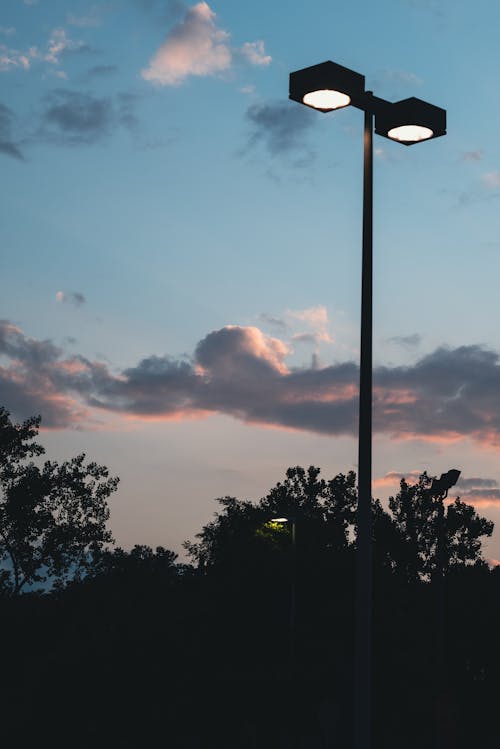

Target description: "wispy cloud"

left=455, top=477, right=500, bottom=507
left=141, top=2, right=271, bottom=86
left=382, top=68, right=423, bottom=87
left=0, top=103, right=24, bottom=160
left=388, top=334, right=421, bottom=347
left=245, top=100, right=316, bottom=157
left=84, top=64, right=118, bottom=79
left=40, top=89, right=138, bottom=145
left=0, top=27, right=15, bottom=37
left=462, top=150, right=483, bottom=162
left=0, top=43, right=35, bottom=72
left=44, top=27, right=93, bottom=64
left=239, top=41, right=271, bottom=67
left=374, top=472, right=500, bottom=507
left=0, top=27, right=92, bottom=74
left=482, top=171, right=500, bottom=189
left=287, top=305, right=334, bottom=345
left=259, top=313, right=288, bottom=330
left=67, top=6, right=102, bottom=28
left=373, top=471, right=422, bottom=489
left=55, top=291, right=86, bottom=307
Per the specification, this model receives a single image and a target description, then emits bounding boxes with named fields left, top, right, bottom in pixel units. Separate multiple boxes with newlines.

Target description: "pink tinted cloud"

left=4, top=321, right=500, bottom=448
left=373, top=471, right=422, bottom=489
left=482, top=171, right=500, bottom=188
left=287, top=305, right=334, bottom=345
left=141, top=2, right=271, bottom=87
left=141, top=3, right=231, bottom=86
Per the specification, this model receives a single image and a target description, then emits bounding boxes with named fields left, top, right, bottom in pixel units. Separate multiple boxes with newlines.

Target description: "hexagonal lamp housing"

left=289, top=60, right=365, bottom=113
left=375, top=97, right=446, bottom=145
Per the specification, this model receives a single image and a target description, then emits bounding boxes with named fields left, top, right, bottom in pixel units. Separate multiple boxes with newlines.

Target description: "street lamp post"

left=289, top=60, right=446, bottom=749
left=272, top=516, right=297, bottom=680
left=429, top=469, right=460, bottom=748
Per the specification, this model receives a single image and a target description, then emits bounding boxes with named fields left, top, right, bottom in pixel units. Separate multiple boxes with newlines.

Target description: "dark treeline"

left=1, top=407, right=499, bottom=748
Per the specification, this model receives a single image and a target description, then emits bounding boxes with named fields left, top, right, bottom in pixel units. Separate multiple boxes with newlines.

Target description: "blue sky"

left=2, top=0, right=500, bottom=561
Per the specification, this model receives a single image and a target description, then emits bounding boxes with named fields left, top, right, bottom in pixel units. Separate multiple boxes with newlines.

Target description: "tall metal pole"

left=354, top=103, right=374, bottom=749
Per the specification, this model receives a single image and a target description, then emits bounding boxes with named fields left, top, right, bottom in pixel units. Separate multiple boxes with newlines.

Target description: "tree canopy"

left=185, top=465, right=493, bottom=582
left=0, top=407, right=119, bottom=595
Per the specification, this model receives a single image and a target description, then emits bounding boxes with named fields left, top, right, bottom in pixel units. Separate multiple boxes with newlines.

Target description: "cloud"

left=44, top=28, right=93, bottom=64
left=259, top=313, right=288, bottom=330
left=388, top=334, right=421, bottom=347
left=287, top=306, right=334, bottom=344
left=239, top=41, right=271, bottom=67
left=0, top=28, right=92, bottom=74
left=373, top=472, right=500, bottom=507
left=0, top=103, right=24, bottom=160
left=141, top=2, right=231, bottom=85
left=67, top=7, right=102, bottom=28
left=5, top=322, right=500, bottom=447
left=373, top=471, right=422, bottom=489
left=55, top=291, right=86, bottom=307
left=456, top=477, right=498, bottom=490
left=462, top=150, right=483, bottom=162
left=40, top=89, right=137, bottom=145
left=245, top=100, right=316, bottom=156
left=292, top=333, right=319, bottom=346
left=482, top=172, right=500, bottom=189
left=85, top=64, right=118, bottom=79
left=455, top=477, right=500, bottom=507
left=382, top=69, right=422, bottom=87
left=0, top=43, right=34, bottom=72
left=0, top=27, right=15, bottom=36
left=141, top=2, right=271, bottom=86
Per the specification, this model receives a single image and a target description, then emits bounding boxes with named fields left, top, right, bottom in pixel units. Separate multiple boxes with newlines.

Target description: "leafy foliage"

left=0, top=407, right=119, bottom=594
left=388, top=473, right=493, bottom=581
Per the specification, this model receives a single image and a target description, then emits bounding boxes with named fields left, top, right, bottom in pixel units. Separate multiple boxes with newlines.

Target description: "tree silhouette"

left=387, top=473, right=493, bottom=582
left=0, top=407, right=119, bottom=595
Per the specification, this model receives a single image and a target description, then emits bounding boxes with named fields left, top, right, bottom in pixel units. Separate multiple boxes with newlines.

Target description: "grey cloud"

left=40, top=89, right=137, bottom=145
left=259, top=313, right=288, bottom=330
left=456, top=477, right=498, bottom=490
left=85, top=64, right=118, bottom=79
left=4, top=322, right=500, bottom=444
left=381, top=69, right=422, bottom=87
left=462, top=150, right=483, bottom=162
left=56, top=291, right=86, bottom=306
left=292, top=333, right=318, bottom=345
left=42, top=89, right=114, bottom=143
left=0, top=103, right=24, bottom=160
left=460, top=489, right=500, bottom=500
left=388, top=333, right=421, bottom=347
left=455, top=477, right=500, bottom=504
left=245, top=100, right=316, bottom=157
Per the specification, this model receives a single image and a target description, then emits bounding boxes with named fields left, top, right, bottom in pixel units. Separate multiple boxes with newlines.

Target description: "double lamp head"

left=289, top=60, right=446, bottom=146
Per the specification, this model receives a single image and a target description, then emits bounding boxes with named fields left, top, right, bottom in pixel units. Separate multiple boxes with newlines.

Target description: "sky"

left=2, top=0, right=500, bottom=562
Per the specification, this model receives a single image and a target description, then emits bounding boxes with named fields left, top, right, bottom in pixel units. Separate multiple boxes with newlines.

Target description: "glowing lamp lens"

left=302, top=89, right=351, bottom=110
left=387, top=125, right=434, bottom=142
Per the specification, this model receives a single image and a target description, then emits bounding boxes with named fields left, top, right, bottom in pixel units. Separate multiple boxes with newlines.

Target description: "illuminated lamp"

left=289, top=60, right=365, bottom=113
left=375, top=96, right=446, bottom=145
